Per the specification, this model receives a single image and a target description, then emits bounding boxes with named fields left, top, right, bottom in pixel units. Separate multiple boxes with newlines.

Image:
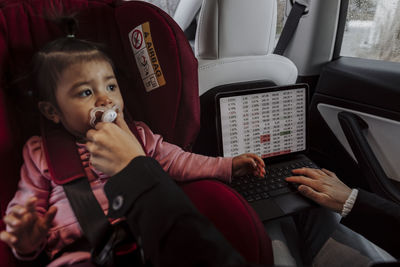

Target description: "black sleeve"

left=341, top=189, right=400, bottom=258
left=104, top=156, right=258, bottom=267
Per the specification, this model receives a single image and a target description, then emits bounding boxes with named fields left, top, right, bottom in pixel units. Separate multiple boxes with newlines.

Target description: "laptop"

left=215, top=83, right=317, bottom=221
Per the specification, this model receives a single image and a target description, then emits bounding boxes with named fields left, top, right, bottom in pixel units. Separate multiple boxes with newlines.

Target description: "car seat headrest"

left=195, top=0, right=277, bottom=59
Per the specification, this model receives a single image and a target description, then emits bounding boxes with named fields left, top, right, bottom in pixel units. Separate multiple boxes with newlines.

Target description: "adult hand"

left=285, top=168, right=352, bottom=213
left=86, top=115, right=145, bottom=176
left=0, top=197, right=57, bottom=255
left=232, top=153, right=266, bottom=178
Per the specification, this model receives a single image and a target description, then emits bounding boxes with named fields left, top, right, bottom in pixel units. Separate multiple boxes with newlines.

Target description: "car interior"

left=0, top=0, right=399, bottom=266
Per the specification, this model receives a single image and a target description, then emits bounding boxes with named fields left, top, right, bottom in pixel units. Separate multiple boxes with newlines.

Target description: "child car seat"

left=0, top=0, right=272, bottom=266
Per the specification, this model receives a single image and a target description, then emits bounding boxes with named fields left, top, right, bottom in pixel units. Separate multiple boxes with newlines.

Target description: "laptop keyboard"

left=230, top=159, right=319, bottom=203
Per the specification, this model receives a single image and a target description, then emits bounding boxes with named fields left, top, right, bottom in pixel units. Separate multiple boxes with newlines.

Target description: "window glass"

left=341, top=0, right=400, bottom=62
left=276, top=0, right=287, bottom=40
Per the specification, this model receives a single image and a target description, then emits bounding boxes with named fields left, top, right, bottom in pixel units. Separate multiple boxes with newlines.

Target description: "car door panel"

left=318, top=103, right=400, bottom=182
left=309, top=57, right=400, bottom=198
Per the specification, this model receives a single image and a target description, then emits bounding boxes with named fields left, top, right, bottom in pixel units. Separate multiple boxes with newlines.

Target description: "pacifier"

left=89, top=104, right=119, bottom=127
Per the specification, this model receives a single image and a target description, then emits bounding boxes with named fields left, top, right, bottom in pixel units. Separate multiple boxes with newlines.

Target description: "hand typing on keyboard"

left=232, top=153, right=266, bottom=178
left=285, top=168, right=352, bottom=213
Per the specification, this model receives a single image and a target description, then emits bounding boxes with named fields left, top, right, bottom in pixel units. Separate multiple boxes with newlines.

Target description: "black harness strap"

left=63, top=179, right=112, bottom=247
left=274, top=1, right=307, bottom=55
left=41, top=116, right=146, bottom=265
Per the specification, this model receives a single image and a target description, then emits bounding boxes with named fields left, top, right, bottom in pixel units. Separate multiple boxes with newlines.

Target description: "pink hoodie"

left=6, top=121, right=232, bottom=266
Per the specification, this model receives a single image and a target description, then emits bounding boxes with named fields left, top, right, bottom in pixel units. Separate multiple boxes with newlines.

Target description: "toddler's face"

left=51, top=59, right=124, bottom=140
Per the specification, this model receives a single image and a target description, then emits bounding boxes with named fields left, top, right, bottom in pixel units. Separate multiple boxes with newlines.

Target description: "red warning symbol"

left=131, top=29, right=143, bottom=50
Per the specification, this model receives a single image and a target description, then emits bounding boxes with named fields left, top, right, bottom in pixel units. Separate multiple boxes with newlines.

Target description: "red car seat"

left=0, top=0, right=272, bottom=266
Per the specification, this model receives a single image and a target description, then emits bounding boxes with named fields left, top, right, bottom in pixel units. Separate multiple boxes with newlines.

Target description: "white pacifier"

left=89, top=105, right=119, bottom=127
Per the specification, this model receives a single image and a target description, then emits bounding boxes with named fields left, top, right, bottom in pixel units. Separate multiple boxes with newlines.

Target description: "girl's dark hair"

left=32, top=16, right=114, bottom=105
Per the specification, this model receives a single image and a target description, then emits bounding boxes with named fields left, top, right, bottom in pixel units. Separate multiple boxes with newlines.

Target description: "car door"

left=286, top=0, right=400, bottom=203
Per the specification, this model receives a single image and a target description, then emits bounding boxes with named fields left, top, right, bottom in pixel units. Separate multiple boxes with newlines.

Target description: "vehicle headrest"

left=195, top=0, right=277, bottom=59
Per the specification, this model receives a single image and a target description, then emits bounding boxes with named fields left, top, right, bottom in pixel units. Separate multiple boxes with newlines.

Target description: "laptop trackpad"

left=251, top=199, right=284, bottom=221
left=274, top=193, right=314, bottom=215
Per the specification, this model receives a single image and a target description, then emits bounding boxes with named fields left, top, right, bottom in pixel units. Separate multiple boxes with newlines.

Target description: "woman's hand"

left=232, top=153, right=266, bottom=178
left=285, top=168, right=352, bottom=213
left=0, top=197, right=57, bottom=255
left=86, top=115, right=145, bottom=176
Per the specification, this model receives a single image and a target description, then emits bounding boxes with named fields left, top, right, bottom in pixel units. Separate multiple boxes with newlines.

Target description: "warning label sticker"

left=129, top=22, right=166, bottom=92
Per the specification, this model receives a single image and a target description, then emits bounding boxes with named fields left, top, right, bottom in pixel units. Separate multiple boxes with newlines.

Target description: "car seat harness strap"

left=63, top=179, right=112, bottom=248
left=41, top=117, right=146, bottom=266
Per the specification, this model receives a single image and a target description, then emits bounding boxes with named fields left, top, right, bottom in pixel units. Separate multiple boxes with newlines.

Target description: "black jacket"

left=341, top=189, right=400, bottom=259
left=104, top=156, right=259, bottom=267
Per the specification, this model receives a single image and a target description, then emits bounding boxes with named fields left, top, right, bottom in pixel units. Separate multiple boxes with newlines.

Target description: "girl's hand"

left=0, top=197, right=57, bottom=255
left=285, top=168, right=352, bottom=213
left=232, top=153, right=266, bottom=178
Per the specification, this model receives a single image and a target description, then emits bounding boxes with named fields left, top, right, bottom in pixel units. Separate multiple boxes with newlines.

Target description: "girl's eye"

left=79, top=89, right=92, bottom=97
left=107, top=84, right=116, bottom=91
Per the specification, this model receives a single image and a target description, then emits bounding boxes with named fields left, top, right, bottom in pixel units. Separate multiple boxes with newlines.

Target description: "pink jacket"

left=6, top=121, right=232, bottom=266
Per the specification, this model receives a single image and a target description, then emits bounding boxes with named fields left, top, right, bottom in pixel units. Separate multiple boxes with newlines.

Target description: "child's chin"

left=75, top=136, right=87, bottom=144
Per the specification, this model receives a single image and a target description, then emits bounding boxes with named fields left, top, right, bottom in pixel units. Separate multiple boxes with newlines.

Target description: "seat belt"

left=274, top=0, right=308, bottom=55
left=41, top=116, right=146, bottom=266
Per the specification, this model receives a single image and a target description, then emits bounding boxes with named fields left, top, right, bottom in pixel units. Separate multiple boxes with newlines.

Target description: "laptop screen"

left=216, top=84, right=308, bottom=158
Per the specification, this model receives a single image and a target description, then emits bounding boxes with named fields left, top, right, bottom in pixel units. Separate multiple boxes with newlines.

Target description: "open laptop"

left=215, top=83, right=316, bottom=221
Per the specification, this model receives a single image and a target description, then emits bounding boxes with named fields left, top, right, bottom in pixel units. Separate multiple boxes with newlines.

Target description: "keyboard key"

left=275, top=181, right=286, bottom=189
left=240, top=184, right=248, bottom=191
left=246, top=196, right=254, bottom=203
left=269, top=184, right=278, bottom=190
left=261, top=192, right=269, bottom=199
left=268, top=187, right=292, bottom=197
left=262, top=185, right=270, bottom=192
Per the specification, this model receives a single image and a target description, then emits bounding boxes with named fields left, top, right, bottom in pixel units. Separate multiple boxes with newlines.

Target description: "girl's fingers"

left=8, top=206, right=27, bottom=219
left=0, top=231, right=17, bottom=246
left=250, top=158, right=257, bottom=168
left=249, top=153, right=265, bottom=167
left=3, top=214, right=21, bottom=229
left=43, top=206, right=57, bottom=229
left=241, top=157, right=256, bottom=169
left=25, top=197, right=37, bottom=214
left=253, top=169, right=264, bottom=178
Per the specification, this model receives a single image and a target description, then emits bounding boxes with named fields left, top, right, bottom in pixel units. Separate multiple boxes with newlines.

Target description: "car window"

left=276, top=0, right=286, bottom=42
left=341, top=0, right=400, bottom=62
